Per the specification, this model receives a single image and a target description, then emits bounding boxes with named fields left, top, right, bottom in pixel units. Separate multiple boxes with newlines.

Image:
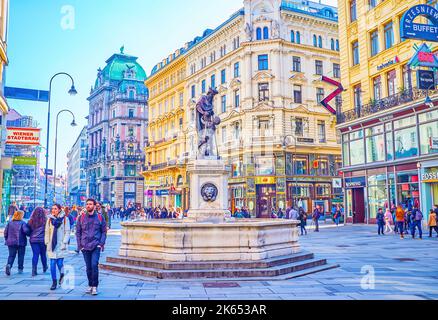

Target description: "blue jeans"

left=30, top=243, right=48, bottom=269
left=50, top=258, right=64, bottom=281
left=300, top=223, right=307, bottom=235
left=7, top=245, right=26, bottom=270
left=412, top=220, right=423, bottom=239
left=377, top=223, right=384, bottom=235
left=335, top=217, right=340, bottom=225
left=82, top=247, right=101, bottom=287
left=397, top=222, right=404, bottom=236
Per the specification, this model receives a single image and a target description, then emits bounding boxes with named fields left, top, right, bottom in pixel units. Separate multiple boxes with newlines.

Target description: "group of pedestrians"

left=3, top=198, right=107, bottom=295
left=376, top=203, right=438, bottom=240
left=110, top=203, right=187, bottom=221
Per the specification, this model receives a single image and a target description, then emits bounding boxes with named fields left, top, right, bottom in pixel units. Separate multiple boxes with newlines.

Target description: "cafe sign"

left=401, top=4, right=438, bottom=42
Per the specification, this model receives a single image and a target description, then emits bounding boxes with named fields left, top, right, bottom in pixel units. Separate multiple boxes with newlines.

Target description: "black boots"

left=32, top=266, right=37, bottom=277
left=50, top=280, right=57, bottom=290
left=5, top=265, right=10, bottom=276
left=59, top=273, right=65, bottom=285
left=43, top=265, right=48, bottom=273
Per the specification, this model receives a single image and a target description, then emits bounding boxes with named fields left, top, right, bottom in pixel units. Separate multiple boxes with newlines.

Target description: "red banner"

left=6, top=127, right=41, bottom=146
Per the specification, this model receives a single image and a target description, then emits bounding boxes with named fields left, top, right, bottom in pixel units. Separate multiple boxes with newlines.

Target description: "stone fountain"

left=101, top=88, right=337, bottom=280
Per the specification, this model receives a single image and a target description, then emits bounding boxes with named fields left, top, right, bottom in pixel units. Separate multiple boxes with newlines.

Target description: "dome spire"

left=120, top=45, right=125, bottom=54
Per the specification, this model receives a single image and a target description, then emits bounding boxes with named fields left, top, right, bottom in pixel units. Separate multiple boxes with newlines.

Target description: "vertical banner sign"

left=320, top=76, right=344, bottom=115
left=400, top=4, right=438, bottom=42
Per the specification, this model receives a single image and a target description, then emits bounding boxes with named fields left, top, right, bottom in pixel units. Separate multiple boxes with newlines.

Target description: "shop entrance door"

left=352, top=188, right=365, bottom=224
left=256, top=184, right=276, bottom=218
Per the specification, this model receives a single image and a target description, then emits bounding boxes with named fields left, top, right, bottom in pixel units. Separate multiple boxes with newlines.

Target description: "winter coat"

left=44, top=213, right=71, bottom=259
left=414, top=209, right=423, bottom=221
left=290, top=209, right=299, bottom=220
left=428, top=213, right=437, bottom=227
left=376, top=212, right=385, bottom=225
left=384, top=211, right=393, bottom=223
left=76, top=211, right=107, bottom=252
left=4, top=220, right=29, bottom=247
left=28, top=223, right=45, bottom=244
left=395, top=207, right=405, bottom=222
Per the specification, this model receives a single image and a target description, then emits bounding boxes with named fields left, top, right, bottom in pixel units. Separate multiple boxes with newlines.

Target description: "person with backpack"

left=27, top=207, right=48, bottom=276
left=4, top=210, right=29, bottom=276
left=298, top=208, right=307, bottom=236
left=76, top=198, right=107, bottom=296
left=45, top=204, right=71, bottom=290
left=428, top=209, right=438, bottom=238
left=411, top=205, right=423, bottom=240
left=376, top=208, right=385, bottom=235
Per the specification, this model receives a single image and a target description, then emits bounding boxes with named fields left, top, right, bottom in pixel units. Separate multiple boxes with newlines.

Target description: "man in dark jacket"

left=312, top=206, right=321, bottom=232
left=76, top=198, right=107, bottom=296
left=376, top=208, right=385, bottom=235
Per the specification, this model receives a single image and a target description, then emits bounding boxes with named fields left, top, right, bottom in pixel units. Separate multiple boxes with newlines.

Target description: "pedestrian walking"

left=97, top=202, right=110, bottom=229
left=384, top=208, right=394, bottom=234
left=411, top=205, right=423, bottom=240
left=76, top=198, right=107, bottom=296
left=298, top=208, right=307, bottom=235
left=395, top=205, right=405, bottom=239
left=376, top=208, right=385, bottom=235
left=27, top=207, right=48, bottom=276
left=428, top=209, right=438, bottom=237
left=334, top=204, right=342, bottom=226
left=312, top=206, right=321, bottom=232
left=4, top=210, right=29, bottom=276
left=45, top=204, right=71, bottom=290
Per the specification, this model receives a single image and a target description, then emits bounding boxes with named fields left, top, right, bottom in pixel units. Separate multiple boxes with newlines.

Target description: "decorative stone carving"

left=201, top=183, right=218, bottom=202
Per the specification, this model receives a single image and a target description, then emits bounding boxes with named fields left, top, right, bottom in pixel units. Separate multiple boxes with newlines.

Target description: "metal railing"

left=337, top=87, right=438, bottom=124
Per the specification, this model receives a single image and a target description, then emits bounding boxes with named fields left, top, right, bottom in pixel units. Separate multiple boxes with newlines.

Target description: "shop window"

left=366, top=134, right=385, bottom=163
left=397, top=171, right=420, bottom=210
left=419, top=120, right=438, bottom=155
left=255, top=156, right=275, bottom=175
left=293, top=156, right=308, bottom=175
left=315, top=184, right=331, bottom=197
left=350, top=139, right=365, bottom=165
left=318, top=158, right=329, bottom=176
left=394, top=126, right=418, bottom=159
left=368, top=174, right=387, bottom=219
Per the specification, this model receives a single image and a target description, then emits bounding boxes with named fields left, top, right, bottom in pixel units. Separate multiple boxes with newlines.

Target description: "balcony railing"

left=337, top=87, right=438, bottom=125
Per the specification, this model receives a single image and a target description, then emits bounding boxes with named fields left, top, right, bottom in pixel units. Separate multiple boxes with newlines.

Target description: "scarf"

left=50, top=215, right=64, bottom=252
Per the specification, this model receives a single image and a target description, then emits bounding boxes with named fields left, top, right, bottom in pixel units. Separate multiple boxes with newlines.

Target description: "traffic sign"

left=45, top=169, right=53, bottom=176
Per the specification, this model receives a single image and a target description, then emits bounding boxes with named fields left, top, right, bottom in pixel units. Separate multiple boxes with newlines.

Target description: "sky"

left=6, top=0, right=337, bottom=175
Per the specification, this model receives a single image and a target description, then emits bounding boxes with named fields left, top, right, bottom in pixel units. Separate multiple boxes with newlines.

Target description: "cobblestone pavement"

left=0, top=220, right=437, bottom=300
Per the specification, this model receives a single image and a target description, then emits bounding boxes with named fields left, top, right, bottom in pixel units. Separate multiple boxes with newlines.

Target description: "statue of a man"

left=196, top=87, right=220, bottom=158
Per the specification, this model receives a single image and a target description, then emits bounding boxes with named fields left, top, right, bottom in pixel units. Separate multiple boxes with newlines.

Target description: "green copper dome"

left=94, top=50, right=147, bottom=88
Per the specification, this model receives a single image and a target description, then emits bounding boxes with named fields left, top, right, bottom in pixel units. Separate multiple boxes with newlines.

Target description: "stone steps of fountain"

left=100, top=255, right=337, bottom=280
left=104, top=252, right=315, bottom=271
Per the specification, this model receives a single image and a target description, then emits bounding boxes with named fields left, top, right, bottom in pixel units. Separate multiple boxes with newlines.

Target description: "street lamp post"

left=53, top=109, right=77, bottom=202
left=44, top=73, right=77, bottom=208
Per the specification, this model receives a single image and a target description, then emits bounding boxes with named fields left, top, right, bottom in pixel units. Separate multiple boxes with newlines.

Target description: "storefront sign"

left=13, top=156, right=37, bottom=166
left=144, top=180, right=160, bottom=187
left=6, top=127, right=41, bottom=146
left=344, top=177, right=366, bottom=189
left=377, top=57, right=399, bottom=71
left=297, top=137, right=314, bottom=143
left=417, top=70, right=435, bottom=90
left=408, top=43, right=438, bottom=68
left=421, top=168, right=438, bottom=182
left=156, top=190, right=169, bottom=196
left=401, top=4, right=438, bottom=42
left=255, top=177, right=276, bottom=185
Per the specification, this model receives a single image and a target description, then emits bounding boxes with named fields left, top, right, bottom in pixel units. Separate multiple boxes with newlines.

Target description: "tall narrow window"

left=370, top=29, right=379, bottom=56
left=293, top=56, right=301, bottom=72
left=258, top=83, right=269, bottom=101
left=350, top=0, right=357, bottom=22
left=316, top=88, right=325, bottom=103
left=211, top=74, right=216, bottom=89
left=234, top=89, right=240, bottom=108
left=336, top=39, right=339, bottom=51
left=313, top=34, right=317, bottom=47
left=221, top=95, right=227, bottom=113
left=293, top=85, right=302, bottom=104
left=256, top=28, right=262, bottom=40
left=318, top=36, right=323, bottom=48
left=191, top=85, right=195, bottom=99
left=201, top=80, right=206, bottom=93
left=258, top=54, right=269, bottom=70
left=384, top=22, right=394, bottom=49
left=333, top=63, right=341, bottom=78
left=221, top=69, right=226, bottom=84
left=234, top=62, right=240, bottom=78
left=373, top=76, right=382, bottom=100
left=354, top=84, right=362, bottom=109
left=295, top=117, right=304, bottom=136
left=387, top=69, right=396, bottom=96
left=296, top=31, right=301, bottom=44
left=318, top=121, right=326, bottom=143
left=352, top=40, right=359, bottom=66
left=331, top=38, right=335, bottom=50
left=263, top=27, right=269, bottom=39
left=291, top=30, right=295, bottom=43
left=315, top=60, right=323, bottom=75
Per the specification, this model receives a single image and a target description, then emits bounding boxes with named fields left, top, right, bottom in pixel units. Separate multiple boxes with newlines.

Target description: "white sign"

left=6, top=127, right=41, bottom=146
left=430, top=137, right=438, bottom=150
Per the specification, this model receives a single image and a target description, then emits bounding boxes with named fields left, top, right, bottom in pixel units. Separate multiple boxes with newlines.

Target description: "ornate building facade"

left=67, top=126, right=88, bottom=206
left=86, top=49, right=148, bottom=208
left=337, top=0, right=438, bottom=224
left=144, top=0, right=342, bottom=216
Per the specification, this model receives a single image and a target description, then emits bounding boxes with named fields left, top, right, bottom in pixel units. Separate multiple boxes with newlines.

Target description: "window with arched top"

left=291, top=30, right=295, bottom=43
left=313, top=35, right=317, bottom=47
left=256, top=27, right=262, bottom=40
left=318, top=36, right=323, bottom=48
left=331, top=38, right=335, bottom=50
left=263, top=27, right=269, bottom=39
left=296, top=31, right=301, bottom=44
left=336, top=39, right=339, bottom=51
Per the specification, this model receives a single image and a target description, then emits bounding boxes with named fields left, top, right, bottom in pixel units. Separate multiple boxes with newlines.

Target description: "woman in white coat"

left=45, top=204, right=70, bottom=290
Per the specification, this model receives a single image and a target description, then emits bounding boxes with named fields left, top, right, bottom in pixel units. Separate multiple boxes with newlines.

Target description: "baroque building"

left=86, top=49, right=148, bottom=208
left=145, top=0, right=342, bottom=217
